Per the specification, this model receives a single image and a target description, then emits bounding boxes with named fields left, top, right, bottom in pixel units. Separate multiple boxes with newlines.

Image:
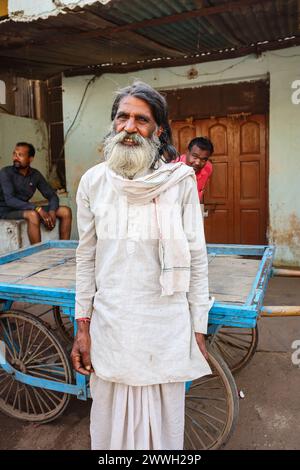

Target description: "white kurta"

left=75, top=161, right=212, bottom=386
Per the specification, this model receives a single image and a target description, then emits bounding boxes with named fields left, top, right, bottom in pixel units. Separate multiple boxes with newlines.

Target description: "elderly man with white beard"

left=71, top=81, right=212, bottom=450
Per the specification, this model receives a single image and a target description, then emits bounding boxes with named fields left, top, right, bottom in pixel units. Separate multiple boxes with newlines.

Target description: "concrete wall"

left=0, top=114, right=49, bottom=202
left=269, top=63, right=300, bottom=266
left=62, top=46, right=300, bottom=266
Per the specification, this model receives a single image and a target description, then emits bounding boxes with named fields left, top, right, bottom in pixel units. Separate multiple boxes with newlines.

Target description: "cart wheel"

left=209, top=325, right=258, bottom=374
left=53, top=306, right=74, bottom=345
left=0, top=310, right=72, bottom=423
left=184, top=347, right=239, bottom=450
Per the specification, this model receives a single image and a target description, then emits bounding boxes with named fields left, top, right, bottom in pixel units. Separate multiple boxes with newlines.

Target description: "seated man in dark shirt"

left=0, top=142, right=72, bottom=244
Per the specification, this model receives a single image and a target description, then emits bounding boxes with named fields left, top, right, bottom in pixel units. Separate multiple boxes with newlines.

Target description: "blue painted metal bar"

left=0, top=240, right=77, bottom=266
left=0, top=241, right=51, bottom=265
left=0, top=300, right=13, bottom=311
left=185, top=381, right=192, bottom=392
left=1, top=362, right=83, bottom=396
left=0, top=283, right=74, bottom=301
left=0, top=294, right=73, bottom=309
left=75, top=372, right=88, bottom=400
left=61, top=306, right=75, bottom=319
left=210, top=302, right=256, bottom=316
left=245, top=246, right=275, bottom=309
left=207, top=244, right=267, bottom=256
left=207, top=324, right=223, bottom=335
left=208, top=316, right=256, bottom=328
left=0, top=282, right=75, bottom=298
left=208, top=301, right=257, bottom=327
left=48, top=240, right=78, bottom=249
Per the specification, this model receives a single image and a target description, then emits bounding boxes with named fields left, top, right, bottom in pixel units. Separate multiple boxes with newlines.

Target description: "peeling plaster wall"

left=0, top=114, right=49, bottom=202
left=8, top=0, right=110, bottom=20
left=62, top=47, right=300, bottom=266
left=269, top=64, right=300, bottom=266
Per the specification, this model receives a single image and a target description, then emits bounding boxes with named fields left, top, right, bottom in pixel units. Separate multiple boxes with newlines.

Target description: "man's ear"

left=156, top=126, right=163, bottom=137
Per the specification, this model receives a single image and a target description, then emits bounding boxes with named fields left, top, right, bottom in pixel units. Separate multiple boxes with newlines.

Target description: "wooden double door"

left=172, top=115, right=268, bottom=244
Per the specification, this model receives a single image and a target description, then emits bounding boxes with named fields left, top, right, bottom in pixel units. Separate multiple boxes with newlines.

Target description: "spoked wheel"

left=0, top=310, right=72, bottom=423
left=184, top=348, right=239, bottom=450
left=53, top=306, right=74, bottom=345
left=209, top=326, right=258, bottom=374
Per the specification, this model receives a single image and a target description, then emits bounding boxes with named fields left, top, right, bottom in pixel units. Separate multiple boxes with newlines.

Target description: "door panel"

left=172, top=122, right=197, bottom=154
left=202, top=118, right=235, bottom=243
left=171, top=115, right=267, bottom=244
left=234, top=115, right=266, bottom=244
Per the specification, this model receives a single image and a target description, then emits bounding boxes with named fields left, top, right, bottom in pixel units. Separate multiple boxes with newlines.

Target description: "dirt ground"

left=0, top=277, right=299, bottom=450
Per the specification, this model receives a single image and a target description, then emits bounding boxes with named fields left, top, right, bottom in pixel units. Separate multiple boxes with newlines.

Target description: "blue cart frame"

left=0, top=240, right=275, bottom=402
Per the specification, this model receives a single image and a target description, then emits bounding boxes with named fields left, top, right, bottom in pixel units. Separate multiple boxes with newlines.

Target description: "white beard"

left=104, top=129, right=160, bottom=179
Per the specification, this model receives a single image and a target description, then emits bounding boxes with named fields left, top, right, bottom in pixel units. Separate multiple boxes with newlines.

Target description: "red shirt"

left=178, top=154, right=213, bottom=202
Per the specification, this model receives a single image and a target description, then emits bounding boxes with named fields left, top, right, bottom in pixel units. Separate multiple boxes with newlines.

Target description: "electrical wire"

left=166, top=55, right=251, bottom=78
left=57, top=75, right=97, bottom=163
left=268, top=51, right=300, bottom=58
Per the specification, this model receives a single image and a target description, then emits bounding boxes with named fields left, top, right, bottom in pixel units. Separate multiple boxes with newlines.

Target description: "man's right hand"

left=38, top=208, right=55, bottom=230
left=71, top=322, right=94, bottom=376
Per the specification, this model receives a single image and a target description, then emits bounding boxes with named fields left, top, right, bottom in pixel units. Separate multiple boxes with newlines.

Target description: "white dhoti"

left=90, top=373, right=186, bottom=450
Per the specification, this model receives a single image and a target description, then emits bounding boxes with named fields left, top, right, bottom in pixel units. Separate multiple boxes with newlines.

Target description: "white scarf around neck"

left=106, top=161, right=196, bottom=296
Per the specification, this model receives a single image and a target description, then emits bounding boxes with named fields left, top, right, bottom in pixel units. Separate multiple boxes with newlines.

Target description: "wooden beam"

left=80, top=6, right=187, bottom=57
left=0, top=52, right=78, bottom=67
left=64, top=36, right=300, bottom=77
left=95, top=0, right=267, bottom=35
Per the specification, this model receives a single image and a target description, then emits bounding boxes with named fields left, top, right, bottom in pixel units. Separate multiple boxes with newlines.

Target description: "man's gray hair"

left=111, top=81, right=178, bottom=163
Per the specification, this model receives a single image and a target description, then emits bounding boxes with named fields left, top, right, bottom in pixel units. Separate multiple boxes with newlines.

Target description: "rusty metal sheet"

left=0, top=0, right=299, bottom=79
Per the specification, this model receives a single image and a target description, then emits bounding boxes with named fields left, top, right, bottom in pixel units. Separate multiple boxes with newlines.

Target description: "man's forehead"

left=14, top=146, right=29, bottom=154
left=190, top=145, right=209, bottom=155
left=117, top=96, right=154, bottom=119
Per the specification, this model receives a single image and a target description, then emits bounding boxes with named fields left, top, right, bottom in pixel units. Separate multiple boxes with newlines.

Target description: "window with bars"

left=46, top=75, right=66, bottom=190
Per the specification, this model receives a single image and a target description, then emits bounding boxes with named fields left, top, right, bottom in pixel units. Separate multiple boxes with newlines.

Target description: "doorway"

left=172, top=114, right=268, bottom=244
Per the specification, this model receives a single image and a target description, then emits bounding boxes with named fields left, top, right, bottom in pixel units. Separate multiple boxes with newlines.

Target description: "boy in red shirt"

left=178, top=137, right=213, bottom=202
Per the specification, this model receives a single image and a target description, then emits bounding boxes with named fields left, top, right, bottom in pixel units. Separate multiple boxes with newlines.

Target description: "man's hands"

left=71, top=321, right=94, bottom=376
left=37, top=208, right=56, bottom=230
left=48, top=210, right=57, bottom=228
left=71, top=325, right=208, bottom=375
left=195, top=332, right=209, bottom=360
